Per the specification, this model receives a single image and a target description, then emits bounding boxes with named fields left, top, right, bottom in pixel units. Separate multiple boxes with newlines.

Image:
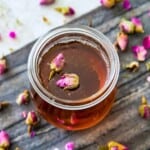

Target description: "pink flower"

left=108, top=141, right=128, bottom=150
left=9, top=31, right=16, bottom=39
left=132, top=45, right=147, bottom=61
left=143, top=35, right=150, bottom=49
left=122, top=0, right=132, bottom=10
left=100, top=0, right=115, bottom=8
left=0, top=131, right=10, bottom=149
left=55, top=7, right=75, bottom=16
left=131, top=17, right=144, bottom=33
left=56, top=73, right=79, bottom=90
left=39, top=0, right=55, bottom=5
left=65, top=142, right=75, bottom=150
left=119, top=19, right=135, bottom=34
left=16, top=90, right=30, bottom=105
left=49, top=53, right=65, bottom=80
left=0, top=58, right=7, bottom=75
left=116, top=32, right=128, bottom=51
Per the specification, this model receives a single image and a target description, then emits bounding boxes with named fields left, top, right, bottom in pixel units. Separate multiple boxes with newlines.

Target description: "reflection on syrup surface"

left=39, top=41, right=108, bottom=100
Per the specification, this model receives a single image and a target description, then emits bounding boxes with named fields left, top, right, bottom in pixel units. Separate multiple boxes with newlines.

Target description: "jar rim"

left=28, top=25, right=120, bottom=110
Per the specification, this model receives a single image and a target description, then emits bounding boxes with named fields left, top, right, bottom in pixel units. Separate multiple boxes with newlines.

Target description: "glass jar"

left=28, top=25, right=120, bottom=131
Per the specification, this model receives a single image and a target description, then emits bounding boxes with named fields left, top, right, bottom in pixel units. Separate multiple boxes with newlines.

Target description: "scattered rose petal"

left=55, top=7, right=75, bottom=16
left=21, top=111, right=28, bottom=119
left=131, top=17, right=144, bottom=33
left=56, top=73, right=79, bottom=90
left=100, top=0, right=115, bottom=8
left=119, top=19, right=135, bottom=34
left=65, top=142, right=75, bottom=150
left=40, top=0, right=55, bottom=5
left=139, top=96, right=150, bottom=119
left=125, top=61, right=139, bottom=72
left=9, top=31, right=16, bottom=39
left=49, top=53, right=65, bottom=80
left=147, top=76, right=150, bottom=83
left=116, top=32, right=128, bottom=51
left=16, top=90, right=30, bottom=105
left=108, top=141, right=128, bottom=150
left=0, top=101, right=9, bottom=111
left=30, top=131, right=36, bottom=138
left=122, top=0, right=132, bottom=10
left=0, top=57, right=7, bottom=75
left=132, top=45, right=147, bottom=61
left=42, top=16, right=51, bottom=25
left=0, top=131, right=10, bottom=149
left=143, top=35, right=150, bottom=49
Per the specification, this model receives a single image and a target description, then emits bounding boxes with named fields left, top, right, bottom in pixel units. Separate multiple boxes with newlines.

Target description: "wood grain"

left=0, top=1, right=150, bottom=150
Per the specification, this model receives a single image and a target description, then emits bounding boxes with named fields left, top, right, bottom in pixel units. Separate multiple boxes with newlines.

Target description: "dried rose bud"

left=49, top=53, right=65, bottom=80
left=65, top=141, right=75, bottom=150
left=25, top=111, right=39, bottom=126
left=145, top=61, right=150, bottom=71
left=132, top=45, right=147, bottom=62
left=16, top=90, right=30, bottom=105
left=108, top=141, right=128, bottom=150
left=100, top=0, right=115, bottom=8
left=119, top=19, right=135, bottom=34
left=143, top=35, right=150, bottom=49
left=9, top=31, right=17, bottom=39
left=125, top=61, right=139, bottom=72
left=0, top=131, right=10, bottom=149
left=122, top=0, right=132, bottom=10
left=139, top=96, right=150, bottom=119
left=39, top=0, right=55, bottom=5
left=131, top=17, right=144, bottom=33
left=116, top=32, right=128, bottom=51
left=0, top=58, right=7, bottom=75
left=55, top=7, right=75, bottom=16
left=0, top=101, right=9, bottom=111
left=56, top=73, right=79, bottom=90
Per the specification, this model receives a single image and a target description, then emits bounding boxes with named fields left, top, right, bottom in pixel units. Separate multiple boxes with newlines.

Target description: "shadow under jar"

left=28, top=26, right=120, bottom=131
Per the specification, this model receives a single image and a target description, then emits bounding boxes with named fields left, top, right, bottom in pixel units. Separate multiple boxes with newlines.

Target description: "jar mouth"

left=28, top=25, right=120, bottom=110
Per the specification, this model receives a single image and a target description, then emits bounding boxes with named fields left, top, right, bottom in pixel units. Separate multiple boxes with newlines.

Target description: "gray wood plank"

left=0, top=1, right=150, bottom=150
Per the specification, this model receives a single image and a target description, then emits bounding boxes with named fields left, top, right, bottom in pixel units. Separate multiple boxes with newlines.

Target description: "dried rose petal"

left=21, top=111, right=28, bottom=119
left=0, top=58, right=7, bottom=75
left=119, top=19, right=135, bottom=34
left=65, top=142, right=75, bottom=150
left=42, top=16, right=50, bottom=25
left=122, top=0, right=132, bottom=10
left=143, top=35, right=150, bottom=49
left=116, top=32, right=128, bottom=51
left=100, top=0, right=115, bottom=8
left=39, top=0, right=55, bottom=5
left=56, top=73, right=79, bottom=90
left=131, top=17, right=144, bottom=33
left=147, top=76, right=150, bottom=83
left=9, top=31, right=16, bottom=39
left=132, top=45, right=147, bottom=61
left=49, top=53, right=65, bottom=80
left=30, top=131, right=36, bottom=138
left=55, top=7, right=75, bottom=16
left=108, top=141, right=128, bottom=150
left=125, top=61, right=139, bottom=72
left=16, top=90, right=30, bottom=105
left=0, top=131, right=10, bottom=149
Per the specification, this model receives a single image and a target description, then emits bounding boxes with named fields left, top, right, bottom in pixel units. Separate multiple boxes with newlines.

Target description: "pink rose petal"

left=9, top=31, right=16, bottom=39
left=65, top=142, right=75, bottom=150
left=132, top=45, right=147, bottom=61
left=143, top=35, right=150, bottom=49
left=122, top=0, right=132, bottom=10
left=40, top=0, right=55, bottom=5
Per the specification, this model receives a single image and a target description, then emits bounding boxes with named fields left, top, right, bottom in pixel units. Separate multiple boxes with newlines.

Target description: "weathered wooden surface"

left=0, top=1, right=150, bottom=149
